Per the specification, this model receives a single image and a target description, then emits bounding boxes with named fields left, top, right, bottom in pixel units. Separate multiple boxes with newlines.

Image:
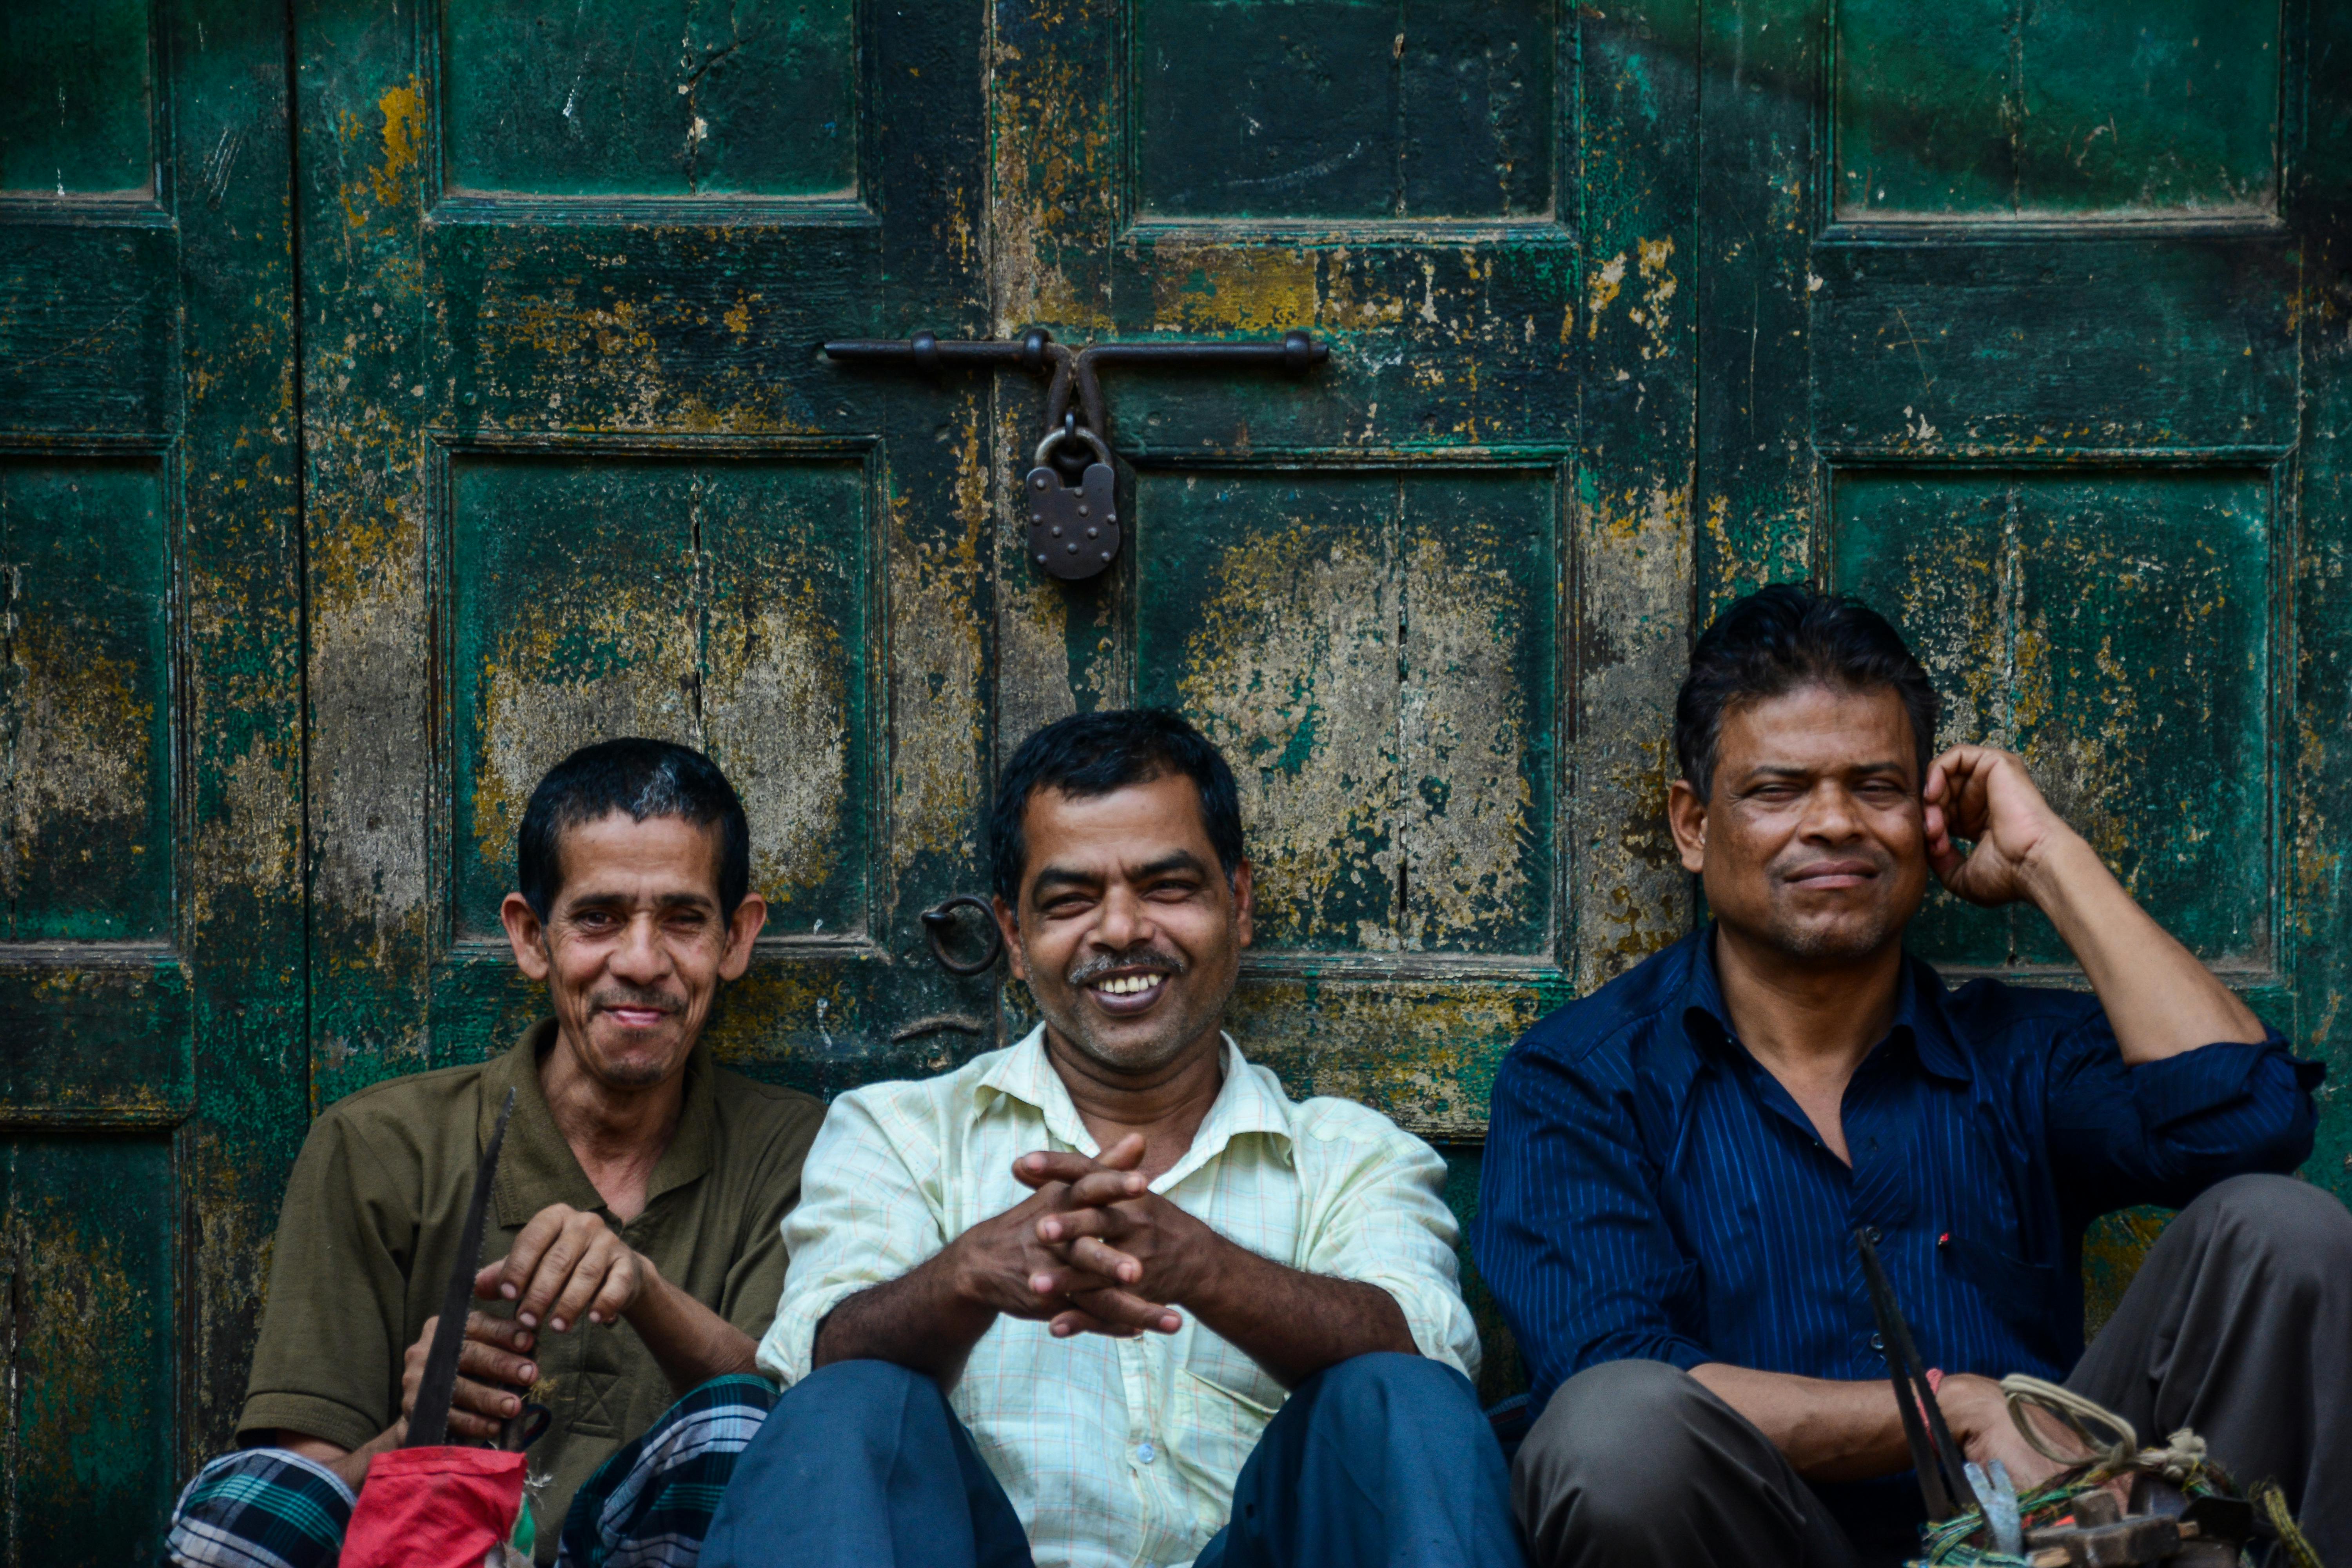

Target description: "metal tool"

left=822, top=327, right=1328, bottom=581
left=407, top=1087, right=518, bottom=1448
left=1968, top=1458, right=2025, bottom=1555
left=1855, top=1227, right=1974, bottom=1520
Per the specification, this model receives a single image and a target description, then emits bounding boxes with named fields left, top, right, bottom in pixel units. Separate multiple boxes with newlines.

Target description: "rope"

left=1996, top=1376, right=2210, bottom=1487
left=2253, top=1479, right=2326, bottom=1568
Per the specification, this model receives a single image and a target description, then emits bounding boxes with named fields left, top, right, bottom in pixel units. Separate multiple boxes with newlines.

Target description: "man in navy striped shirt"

left=1475, top=585, right=2346, bottom=1567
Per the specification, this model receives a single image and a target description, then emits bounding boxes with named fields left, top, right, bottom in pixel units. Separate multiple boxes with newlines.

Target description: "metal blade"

left=1856, top=1227, right=1973, bottom=1520
left=406, top=1086, right=517, bottom=1447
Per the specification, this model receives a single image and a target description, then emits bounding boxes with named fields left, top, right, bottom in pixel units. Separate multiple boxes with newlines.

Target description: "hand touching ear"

left=1921, top=746, right=2073, bottom=908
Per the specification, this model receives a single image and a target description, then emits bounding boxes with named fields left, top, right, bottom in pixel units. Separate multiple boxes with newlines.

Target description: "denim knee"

left=1290, top=1351, right=1487, bottom=1450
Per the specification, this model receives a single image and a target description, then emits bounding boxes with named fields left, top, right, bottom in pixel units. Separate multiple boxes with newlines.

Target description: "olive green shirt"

left=239, top=1022, right=824, bottom=1558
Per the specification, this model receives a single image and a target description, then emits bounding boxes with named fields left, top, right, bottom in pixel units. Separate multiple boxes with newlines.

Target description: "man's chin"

left=1771, top=914, right=1898, bottom=964
left=1048, top=1010, right=1200, bottom=1076
left=582, top=1025, right=690, bottom=1087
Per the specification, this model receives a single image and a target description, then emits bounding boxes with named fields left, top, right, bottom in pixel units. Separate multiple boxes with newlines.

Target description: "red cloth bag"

left=341, top=1447, right=527, bottom=1568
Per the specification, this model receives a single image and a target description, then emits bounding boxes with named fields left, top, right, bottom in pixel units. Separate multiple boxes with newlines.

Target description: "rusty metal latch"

left=822, top=328, right=1328, bottom=581
left=919, top=894, right=1004, bottom=975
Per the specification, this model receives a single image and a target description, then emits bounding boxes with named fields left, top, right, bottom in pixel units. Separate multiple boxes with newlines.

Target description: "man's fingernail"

left=506, top=1397, right=519, bottom=1414
left=550, top=1318, right=566, bottom=1332
left=521, top=1365, right=535, bottom=1381
left=501, top=1284, right=517, bottom=1299
left=518, top=1313, right=537, bottom=1328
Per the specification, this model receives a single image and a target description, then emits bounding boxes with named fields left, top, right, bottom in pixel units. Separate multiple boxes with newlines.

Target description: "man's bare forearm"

left=624, top=1265, right=760, bottom=1392
left=1185, top=1239, right=1418, bottom=1388
left=1689, top=1364, right=1909, bottom=1481
left=2021, top=834, right=2265, bottom=1063
left=811, top=1250, right=999, bottom=1383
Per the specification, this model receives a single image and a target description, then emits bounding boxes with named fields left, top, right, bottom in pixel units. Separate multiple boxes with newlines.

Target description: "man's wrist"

left=2012, top=824, right=2099, bottom=914
left=616, top=1246, right=664, bottom=1327
left=1171, top=1225, right=1246, bottom=1311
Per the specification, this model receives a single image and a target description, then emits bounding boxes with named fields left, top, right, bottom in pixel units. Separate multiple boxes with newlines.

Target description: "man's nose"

left=608, top=914, right=671, bottom=981
left=1800, top=784, right=1864, bottom=840
left=1092, top=884, right=1153, bottom=950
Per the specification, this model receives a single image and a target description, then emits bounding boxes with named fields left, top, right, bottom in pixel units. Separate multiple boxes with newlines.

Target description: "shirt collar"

left=484, top=1019, right=719, bottom=1228
left=978, top=1025, right=1296, bottom=1189
left=1675, top=925, right=1974, bottom=1085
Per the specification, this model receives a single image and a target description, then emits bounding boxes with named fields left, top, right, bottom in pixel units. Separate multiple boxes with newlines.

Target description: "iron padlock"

left=1026, top=426, right=1119, bottom=581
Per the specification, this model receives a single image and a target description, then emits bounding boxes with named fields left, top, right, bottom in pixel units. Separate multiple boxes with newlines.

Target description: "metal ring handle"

left=1033, top=425, right=1112, bottom=470
left=920, top=895, right=1004, bottom=976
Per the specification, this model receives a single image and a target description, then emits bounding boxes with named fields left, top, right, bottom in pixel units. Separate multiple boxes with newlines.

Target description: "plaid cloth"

left=166, top=1447, right=355, bottom=1568
left=556, top=1375, right=777, bottom=1568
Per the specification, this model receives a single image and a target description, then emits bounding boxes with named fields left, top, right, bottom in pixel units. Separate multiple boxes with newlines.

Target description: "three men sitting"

left=176, top=585, right=2345, bottom=1568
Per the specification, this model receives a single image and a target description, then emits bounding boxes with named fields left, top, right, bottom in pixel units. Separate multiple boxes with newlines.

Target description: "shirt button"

left=1869, top=1332, right=1886, bottom=1352
left=1864, top=1226, right=1884, bottom=1245
left=1136, top=1441, right=1156, bottom=1464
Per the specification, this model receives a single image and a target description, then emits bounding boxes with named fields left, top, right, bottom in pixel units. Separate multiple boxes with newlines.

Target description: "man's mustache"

left=1065, top=946, right=1187, bottom=987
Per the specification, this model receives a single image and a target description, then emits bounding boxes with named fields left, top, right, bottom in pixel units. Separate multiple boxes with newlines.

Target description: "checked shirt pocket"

left=1168, top=1363, right=1284, bottom=1504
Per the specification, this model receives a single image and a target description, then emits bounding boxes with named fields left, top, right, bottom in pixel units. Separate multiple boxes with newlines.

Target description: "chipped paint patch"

left=887, top=406, right=987, bottom=879
left=372, top=80, right=426, bottom=208
left=1179, top=514, right=1400, bottom=949
left=1149, top=246, right=1320, bottom=335
left=703, top=596, right=853, bottom=911
left=1397, top=532, right=1538, bottom=950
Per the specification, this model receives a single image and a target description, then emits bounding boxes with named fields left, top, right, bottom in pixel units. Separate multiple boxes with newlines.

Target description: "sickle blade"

left=407, top=1086, right=518, bottom=1447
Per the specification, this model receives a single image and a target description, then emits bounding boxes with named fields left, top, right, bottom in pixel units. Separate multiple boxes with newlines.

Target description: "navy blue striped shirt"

left=1475, top=923, right=2320, bottom=1416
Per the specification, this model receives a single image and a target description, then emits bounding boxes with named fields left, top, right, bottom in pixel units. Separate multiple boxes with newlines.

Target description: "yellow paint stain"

left=372, top=80, right=427, bottom=209
left=723, top=298, right=754, bottom=338
left=1151, top=246, right=1319, bottom=334
left=1586, top=250, right=1626, bottom=336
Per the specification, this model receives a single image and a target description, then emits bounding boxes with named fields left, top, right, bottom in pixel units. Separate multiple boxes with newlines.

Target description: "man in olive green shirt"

left=169, top=739, right=822, bottom=1565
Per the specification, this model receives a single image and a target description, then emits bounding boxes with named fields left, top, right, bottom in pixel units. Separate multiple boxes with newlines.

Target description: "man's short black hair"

left=990, top=708, right=1246, bottom=906
left=517, top=738, right=750, bottom=920
left=1675, top=583, right=1941, bottom=801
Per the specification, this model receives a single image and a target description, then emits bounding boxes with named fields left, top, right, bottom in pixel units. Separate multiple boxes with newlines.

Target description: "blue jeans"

left=703, top=1352, right=1524, bottom=1568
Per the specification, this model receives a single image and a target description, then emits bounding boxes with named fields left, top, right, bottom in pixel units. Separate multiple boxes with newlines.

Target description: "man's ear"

left=1666, top=779, right=1709, bottom=875
left=993, top=895, right=1028, bottom=981
left=719, top=895, right=768, bottom=982
left=501, top=893, right=552, bottom=981
left=1229, top=859, right=1254, bottom=951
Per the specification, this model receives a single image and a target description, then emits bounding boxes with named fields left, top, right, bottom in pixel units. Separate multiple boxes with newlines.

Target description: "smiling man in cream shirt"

left=704, top=709, right=1522, bottom=1568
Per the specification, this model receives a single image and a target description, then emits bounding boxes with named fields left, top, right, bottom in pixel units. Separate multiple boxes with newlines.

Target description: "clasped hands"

left=949, top=1132, right=1224, bottom=1341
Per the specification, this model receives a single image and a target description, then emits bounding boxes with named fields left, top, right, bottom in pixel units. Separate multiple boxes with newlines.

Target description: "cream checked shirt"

left=757, top=1025, right=1479, bottom=1568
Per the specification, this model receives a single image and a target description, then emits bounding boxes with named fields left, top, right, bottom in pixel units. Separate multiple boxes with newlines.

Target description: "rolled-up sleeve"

left=754, top=1088, right=948, bottom=1387
left=2048, top=1018, right=2323, bottom=1216
left=1475, top=1037, right=1710, bottom=1405
left=1295, top=1109, right=1482, bottom=1382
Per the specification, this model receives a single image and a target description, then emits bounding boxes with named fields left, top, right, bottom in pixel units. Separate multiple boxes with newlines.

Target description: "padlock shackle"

left=1032, top=424, right=1114, bottom=470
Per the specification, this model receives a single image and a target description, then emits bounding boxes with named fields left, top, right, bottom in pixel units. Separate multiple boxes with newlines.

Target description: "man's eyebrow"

left=561, top=888, right=719, bottom=911
left=1131, top=850, right=1210, bottom=880
left=1027, top=864, right=1101, bottom=897
left=1027, top=849, right=1209, bottom=898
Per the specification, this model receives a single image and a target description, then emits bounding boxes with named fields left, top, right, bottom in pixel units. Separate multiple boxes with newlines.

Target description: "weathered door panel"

left=299, top=0, right=997, bottom=1110
left=987, top=2, right=1704, bottom=1155
left=0, top=0, right=301, bottom=1555
left=1698, top=0, right=2341, bottom=1319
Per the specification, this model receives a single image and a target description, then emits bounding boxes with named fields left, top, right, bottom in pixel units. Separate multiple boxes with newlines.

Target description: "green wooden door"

left=1690, top=0, right=2352, bottom=1296
left=289, top=0, right=2349, bottom=1421
left=0, top=2, right=300, bottom=1560
left=294, top=0, right=1000, bottom=1113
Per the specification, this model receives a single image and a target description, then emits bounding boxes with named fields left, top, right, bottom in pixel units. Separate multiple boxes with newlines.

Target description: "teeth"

left=1095, top=974, right=1158, bottom=996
